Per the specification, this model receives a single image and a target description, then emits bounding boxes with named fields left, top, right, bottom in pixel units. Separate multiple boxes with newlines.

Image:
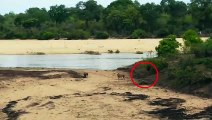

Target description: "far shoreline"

left=0, top=38, right=208, bottom=55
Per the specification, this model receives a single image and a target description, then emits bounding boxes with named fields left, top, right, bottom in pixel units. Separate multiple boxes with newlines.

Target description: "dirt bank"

left=0, top=68, right=211, bottom=120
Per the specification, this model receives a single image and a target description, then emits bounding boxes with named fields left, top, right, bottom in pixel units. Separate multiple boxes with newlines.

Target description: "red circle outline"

left=130, top=61, right=159, bottom=89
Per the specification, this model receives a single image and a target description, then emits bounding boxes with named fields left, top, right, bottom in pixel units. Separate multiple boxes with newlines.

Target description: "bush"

left=136, top=51, right=144, bottom=54
left=132, top=57, right=168, bottom=79
left=155, top=35, right=181, bottom=57
left=0, top=32, right=5, bottom=39
left=67, top=30, right=90, bottom=40
left=205, top=38, right=212, bottom=57
left=84, top=51, right=101, bottom=55
left=95, top=31, right=109, bottom=39
left=38, top=31, right=55, bottom=40
left=157, top=29, right=170, bottom=38
left=190, top=44, right=206, bottom=57
left=130, top=29, right=147, bottom=39
left=168, top=63, right=212, bottom=89
left=29, top=52, right=46, bottom=55
left=4, top=31, right=16, bottom=39
left=108, top=50, right=113, bottom=54
left=16, top=31, right=28, bottom=39
left=148, top=57, right=168, bottom=73
left=190, top=38, right=212, bottom=57
left=115, top=50, right=120, bottom=53
left=183, top=29, right=203, bottom=47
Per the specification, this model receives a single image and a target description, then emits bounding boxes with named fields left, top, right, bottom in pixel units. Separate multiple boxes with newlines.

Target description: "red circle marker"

left=130, top=61, right=159, bottom=89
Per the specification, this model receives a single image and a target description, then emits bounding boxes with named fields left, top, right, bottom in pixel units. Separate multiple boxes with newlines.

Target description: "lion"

left=117, top=73, right=125, bottom=80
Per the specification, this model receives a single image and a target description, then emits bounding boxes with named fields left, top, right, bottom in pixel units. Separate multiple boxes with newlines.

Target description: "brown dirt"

left=0, top=68, right=211, bottom=120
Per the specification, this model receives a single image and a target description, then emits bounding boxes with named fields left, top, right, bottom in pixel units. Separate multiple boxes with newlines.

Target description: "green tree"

left=81, top=0, right=103, bottom=23
left=189, top=0, right=212, bottom=33
left=140, top=3, right=161, bottom=33
left=130, top=29, right=147, bottom=39
left=26, top=8, right=50, bottom=23
left=22, top=18, right=40, bottom=29
left=49, top=5, right=69, bottom=23
left=104, top=0, right=141, bottom=35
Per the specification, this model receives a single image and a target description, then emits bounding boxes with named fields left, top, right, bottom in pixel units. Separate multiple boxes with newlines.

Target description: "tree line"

left=0, top=0, right=212, bottom=40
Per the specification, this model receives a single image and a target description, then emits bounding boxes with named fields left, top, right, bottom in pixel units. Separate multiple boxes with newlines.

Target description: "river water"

left=0, top=53, right=157, bottom=70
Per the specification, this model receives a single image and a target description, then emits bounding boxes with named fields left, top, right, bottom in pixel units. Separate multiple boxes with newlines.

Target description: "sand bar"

left=0, top=39, right=176, bottom=55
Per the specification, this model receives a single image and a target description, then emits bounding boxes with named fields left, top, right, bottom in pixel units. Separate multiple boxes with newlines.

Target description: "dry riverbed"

left=0, top=68, right=211, bottom=120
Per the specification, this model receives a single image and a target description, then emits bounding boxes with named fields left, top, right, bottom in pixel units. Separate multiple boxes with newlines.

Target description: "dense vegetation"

left=0, top=0, right=212, bottom=39
left=129, top=30, right=212, bottom=97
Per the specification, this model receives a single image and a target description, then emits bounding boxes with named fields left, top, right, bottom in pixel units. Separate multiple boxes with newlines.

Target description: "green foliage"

left=157, top=28, right=170, bottom=38
left=130, top=29, right=147, bottom=39
left=49, top=5, right=69, bottom=23
left=22, top=18, right=40, bottom=28
left=183, top=29, right=203, bottom=47
left=95, top=31, right=109, bottom=39
left=205, top=38, right=212, bottom=56
left=67, top=30, right=90, bottom=40
left=0, top=0, right=212, bottom=39
left=38, top=31, right=56, bottom=40
left=190, top=38, right=212, bottom=57
left=132, top=57, right=168, bottom=79
left=147, top=57, right=168, bottom=73
left=168, top=57, right=212, bottom=89
left=155, top=35, right=181, bottom=57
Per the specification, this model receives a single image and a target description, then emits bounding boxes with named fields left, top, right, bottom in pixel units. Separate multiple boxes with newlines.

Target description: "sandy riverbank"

left=0, top=39, right=176, bottom=55
left=0, top=68, right=211, bottom=120
left=0, top=38, right=209, bottom=55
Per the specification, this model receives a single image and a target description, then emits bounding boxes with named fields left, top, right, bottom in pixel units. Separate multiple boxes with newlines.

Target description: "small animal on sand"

left=117, top=73, right=125, bottom=80
left=83, top=72, right=89, bottom=78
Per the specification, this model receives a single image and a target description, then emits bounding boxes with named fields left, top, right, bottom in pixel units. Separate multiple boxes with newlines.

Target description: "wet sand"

left=0, top=68, right=211, bottom=120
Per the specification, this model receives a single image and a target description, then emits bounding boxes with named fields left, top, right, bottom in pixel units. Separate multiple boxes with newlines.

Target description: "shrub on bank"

left=84, top=51, right=101, bottom=55
left=29, top=52, right=46, bottom=55
left=168, top=57, right=212, bottom=89
left=108, top=50, right=113, bottom=54
left=67, top=30, right=90, bottom=40
left=147, top=57, right=168, bottom=73
left=183, top=29, right=203, bottom=47
left=115, top=50, right=120, bottom=53
left=190, top=38, right=212, bottom=57
left=38, top=31, right=55, bottom=40
left=95, top=31, right=109, bottom=39
left=130, top=29, right=148, bottom=39
left=136, top=51, right=144, bottom=54
left=155, top=35, right=181, bottom=57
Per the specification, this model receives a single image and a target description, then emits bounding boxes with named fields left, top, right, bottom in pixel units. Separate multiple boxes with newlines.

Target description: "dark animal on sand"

left=117, top=73, right=125, bottom=80
left=83, top=72, right=89, bottom=78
